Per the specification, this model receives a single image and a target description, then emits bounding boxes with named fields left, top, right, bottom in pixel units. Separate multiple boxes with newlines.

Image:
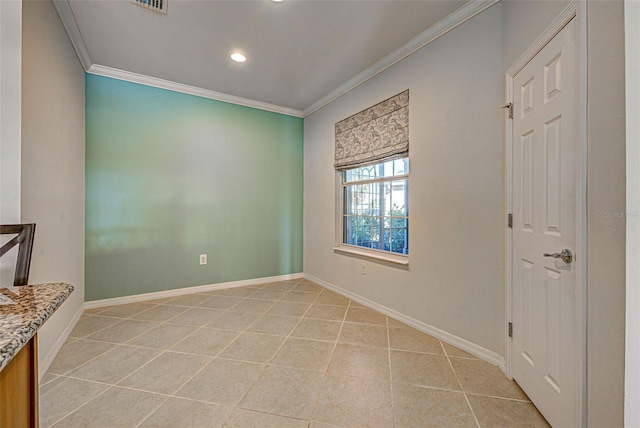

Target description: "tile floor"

left=41, top=278, right=550, bottom=427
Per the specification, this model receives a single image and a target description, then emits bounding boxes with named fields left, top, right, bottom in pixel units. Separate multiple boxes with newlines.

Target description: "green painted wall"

left=85, top=74, right=303, bottom=301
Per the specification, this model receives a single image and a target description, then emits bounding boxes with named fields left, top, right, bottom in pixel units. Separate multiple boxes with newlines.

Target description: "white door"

left=511, top=18, right=579, bottom=427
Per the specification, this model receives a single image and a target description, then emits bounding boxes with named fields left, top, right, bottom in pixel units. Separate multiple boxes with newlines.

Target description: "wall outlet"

left=199, top=254, right=207, bottom=265
left=361, top=263, right=367, bottom=275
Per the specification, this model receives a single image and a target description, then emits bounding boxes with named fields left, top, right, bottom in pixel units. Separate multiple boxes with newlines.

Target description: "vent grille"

left=132, top=0, right=167, bottom=14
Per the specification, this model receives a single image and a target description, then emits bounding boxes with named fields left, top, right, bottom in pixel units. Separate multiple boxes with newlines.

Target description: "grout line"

left=44, top=384, right=114, bottom=427
left=230, top=288, right=322, bottom=416
left=387, top=316, right=396, bottom=428
left=443, top=341, right=481, bottom=428
left=307, top=297, right=353, bottom=423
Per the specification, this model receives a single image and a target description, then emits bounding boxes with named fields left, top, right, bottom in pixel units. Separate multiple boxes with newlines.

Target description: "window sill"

left=333, top=245, right=409, bottom=266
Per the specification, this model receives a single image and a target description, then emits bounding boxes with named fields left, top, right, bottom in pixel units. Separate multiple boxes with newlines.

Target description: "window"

left=342, top=157, right=409, bottom=255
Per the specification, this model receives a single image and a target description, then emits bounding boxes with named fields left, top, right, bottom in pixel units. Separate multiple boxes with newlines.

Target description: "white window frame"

left=333, top=159, right=409, bottom=266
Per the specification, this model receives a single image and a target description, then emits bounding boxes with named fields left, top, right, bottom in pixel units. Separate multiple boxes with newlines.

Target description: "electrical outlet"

left=361, top=263, right=367, bottom=275
left=199, top=254, right=207, bottom=265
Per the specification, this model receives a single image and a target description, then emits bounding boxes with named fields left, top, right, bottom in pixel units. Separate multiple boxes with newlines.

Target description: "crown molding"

left=53, top=0, right=496, bottom=118
left=302, top=0, right=500, bottom=117
left=87, top=64, right=305, bottom=117
left=52, top=0, right=92, bottom=71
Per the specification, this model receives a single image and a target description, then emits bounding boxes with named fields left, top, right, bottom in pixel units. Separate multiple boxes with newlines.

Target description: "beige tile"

left=250, top=288, right=289, bottom=300
left=338, top=323, right=388, bottom=348
left=246, top=314, right=300, bottom=336
left=83, top=306, right=110, bottom=315
left=231, top=298, right=275, bottom=314
left=51, top=386, right=166, bottom=427
left=309, top=423, right=344, bottom=428
left=329, top=343, right=390, bottom=380
left=69, top=316, right=120, bottom=338
left=271, top=338, right=334, bottom=371
left=176, top=358, right=264, bottom=406
left=224, top=408, right=308, bottom=428
left=98, top=302, right=158, bottom=318
left=313, top=373, right=392, bottom=427
left=40, top=373, right=58, bottom=386
left=293, top=282, right=324, bottom=293
left=291, top=318, right=341, bottom=341
left=282, top=290, right=319, bottom=303
left=388, top=327, right=444, bottom=354
left=348, top=301, right=366, bottom=308
left=467, top=394, right=550, bottom=427
left=304, top=304, right=347, bottom=321
left=215, top=287, right=258, bottom=297
left=85, top=319, right=158, bottom=343
left=387, top=317, right=410, bottom=328
left=40, top=376, right=109, bottom=427
left=171, top=328, right=239, bottom=356
left=344, top=307, right=387, bottom=325
left=144, top=295, right=175, bottom=304
left=392, top=383, right=476, bottom=428
left=315, top=291, right=350, bottom=306
left=198, top=295, right=244, bottom=310
left=241, top=365, right=324, bottom=419
left=207, top=310, right=261, bottom=331
left=132, top=304, right=188, bottom=322
left=126, top=323, right=197, bottom=350
left=267, top=301, right=311, bottom=317
left=442, top=342, right=479, bottom=359
left=118, top=351, right=210, bottom=394
left=261, top=280, right=299, bottom=291
left=451, top=357, right=529, bottom=400
left=390, top=350, right=460, bottom=390
left=165, top=293, right=213, bottom=307
left=47, top=339, right=115, bottom=375
left=219, top=332, right=285, bottom=363
left=67, top=345, right=161, bottom=384
left=166, top=307, right=224, bottom=326
left=139, top=397, right=233, bottom=428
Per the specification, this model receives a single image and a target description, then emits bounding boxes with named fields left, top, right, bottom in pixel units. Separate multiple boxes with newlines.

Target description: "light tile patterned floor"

left=41, top=278, right=550, bottom=427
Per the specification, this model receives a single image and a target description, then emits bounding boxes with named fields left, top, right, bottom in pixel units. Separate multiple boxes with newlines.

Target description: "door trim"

left=504, top=1, right=587, bottom=426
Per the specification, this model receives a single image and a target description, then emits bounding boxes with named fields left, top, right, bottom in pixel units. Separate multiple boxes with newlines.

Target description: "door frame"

left=504, top=1, right=587, bottom=426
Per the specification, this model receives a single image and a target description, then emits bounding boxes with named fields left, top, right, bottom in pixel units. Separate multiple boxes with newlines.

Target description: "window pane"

left=342, top=158, right=408, bottom=255
left=357, top=216, right=373, bottom=248
left=344, top=215, right=357, bottom=246
left=343, top=157, right=408, bottom=183
left=390, top=180, right=408, bottom=216
left=391, top=218, right=408, bottom=254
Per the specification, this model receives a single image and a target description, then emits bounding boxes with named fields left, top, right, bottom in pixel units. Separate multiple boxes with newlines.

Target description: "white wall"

left=0, top=0, right=22, bottom=286
left=304, top=6, right=505, bottom=356
left=626, top=1, right=640, bottom=426
left=21, top=0, right=85, bottom=374
left=586, top=2, right=626, bottom=426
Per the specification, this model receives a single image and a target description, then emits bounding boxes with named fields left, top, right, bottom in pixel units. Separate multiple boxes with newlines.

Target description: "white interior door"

left=511, top=18, right=579, bottom=427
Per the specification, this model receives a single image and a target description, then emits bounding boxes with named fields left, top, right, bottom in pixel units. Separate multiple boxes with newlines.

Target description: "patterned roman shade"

left=334, top=90, right=409, bottom=170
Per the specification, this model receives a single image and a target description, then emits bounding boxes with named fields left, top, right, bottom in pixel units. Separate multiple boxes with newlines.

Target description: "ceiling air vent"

left=132, top=0, right=167, bottom=14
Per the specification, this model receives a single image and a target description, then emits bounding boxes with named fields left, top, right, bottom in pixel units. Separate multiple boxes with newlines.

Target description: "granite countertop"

left=0, top=283, right=73, bottom=371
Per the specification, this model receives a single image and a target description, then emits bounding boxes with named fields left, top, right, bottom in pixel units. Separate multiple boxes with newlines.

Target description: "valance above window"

left=334, top=89, right=409, bottom=170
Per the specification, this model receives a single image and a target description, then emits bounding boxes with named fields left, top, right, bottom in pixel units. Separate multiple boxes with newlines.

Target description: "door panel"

left=511, top=18, right=578, bottom=427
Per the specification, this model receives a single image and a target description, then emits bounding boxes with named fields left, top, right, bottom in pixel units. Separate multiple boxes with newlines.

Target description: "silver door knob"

left=543, top=249, right=573, bottom=264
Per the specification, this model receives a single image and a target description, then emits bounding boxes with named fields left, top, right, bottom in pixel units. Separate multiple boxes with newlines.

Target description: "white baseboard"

left=38, top=304, right=84, bottom=380
left=304, top=273, right=507, bottom=373
left=84, top=273, right=304, bottom=309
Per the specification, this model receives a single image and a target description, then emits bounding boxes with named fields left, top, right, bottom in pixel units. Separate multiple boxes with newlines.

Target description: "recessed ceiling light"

left=271, top=0, right=283, bottom=2
left=230, top=52, right=247, bottom=63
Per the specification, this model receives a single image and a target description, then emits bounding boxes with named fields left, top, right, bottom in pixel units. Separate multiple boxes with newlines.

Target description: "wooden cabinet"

left=0, top=334, right=39, bottom=428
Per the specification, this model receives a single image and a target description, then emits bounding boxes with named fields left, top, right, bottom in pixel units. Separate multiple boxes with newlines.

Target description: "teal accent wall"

left=85, top=74, right=303, bottom=301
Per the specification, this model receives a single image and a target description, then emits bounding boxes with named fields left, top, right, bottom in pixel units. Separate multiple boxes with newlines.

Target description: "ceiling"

left=64, top=0, right=471, bottom=114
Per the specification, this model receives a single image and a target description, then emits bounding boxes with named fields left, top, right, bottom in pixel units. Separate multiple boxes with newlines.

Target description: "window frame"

left=333, top=158, right=410, bottom=266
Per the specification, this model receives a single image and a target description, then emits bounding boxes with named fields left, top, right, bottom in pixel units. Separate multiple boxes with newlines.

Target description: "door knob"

left=543, top=249, right=573, bottom=264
